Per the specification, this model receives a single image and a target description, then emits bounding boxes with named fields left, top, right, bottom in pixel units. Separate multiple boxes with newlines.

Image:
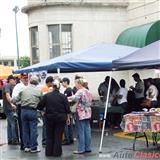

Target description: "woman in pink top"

left=68, top=78, right=93, bottom=154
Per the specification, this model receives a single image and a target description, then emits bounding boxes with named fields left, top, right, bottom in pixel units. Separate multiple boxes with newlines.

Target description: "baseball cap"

left=20, top=73, right=28, bottom=79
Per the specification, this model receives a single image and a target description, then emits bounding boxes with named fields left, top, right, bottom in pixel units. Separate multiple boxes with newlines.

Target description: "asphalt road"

left=0, top=120, right=160, bottom=160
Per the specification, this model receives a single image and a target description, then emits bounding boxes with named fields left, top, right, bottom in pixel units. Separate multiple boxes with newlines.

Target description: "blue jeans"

left=75, top=115, right=91, bottom=152
left=64, top=123, right=73, bottom=143
left=21, top=109, right=38, bottom=150
left=5, top=111, right=17, bottom=142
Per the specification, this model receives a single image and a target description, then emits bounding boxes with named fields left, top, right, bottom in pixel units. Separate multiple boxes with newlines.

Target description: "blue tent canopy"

left=14, top=43, right=138, bottom=74
left=113, top=40, right=160, bottom=70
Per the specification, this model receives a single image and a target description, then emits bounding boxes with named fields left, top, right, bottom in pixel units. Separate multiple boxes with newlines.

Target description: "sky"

left=0, top=0, right=29, bottom=58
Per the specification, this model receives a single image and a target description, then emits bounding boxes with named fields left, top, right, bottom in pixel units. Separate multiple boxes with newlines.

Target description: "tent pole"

left=99, top=71, right=112, bottom=153
left=57, top=68, right=60, bottom=77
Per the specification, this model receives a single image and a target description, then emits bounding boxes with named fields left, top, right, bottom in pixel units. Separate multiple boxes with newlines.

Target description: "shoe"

left=11, top=140, right=20, bottom=145
left=20, top=147, right=25, bottom=151
left=62, top=140, right=70, bottom=145
left=42, top=144, right=46, bottom=147
left=73, top=150, right=85, bottom=154
left=69, top=140, right=74, bottom=144
left=62, top=142, right=70, bottom=145
left=42, top=142, right=46, bottom=145
left=8, top=141, right=12, bottom=145
left=24, top=148, right=30, bottom=152
left=30, top=148, right=41, bottom=153
left=85, top=150, right=92, bottom=153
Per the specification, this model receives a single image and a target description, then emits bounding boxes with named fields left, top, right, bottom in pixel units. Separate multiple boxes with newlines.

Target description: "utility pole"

left=13, top=6, right=20, bottom=69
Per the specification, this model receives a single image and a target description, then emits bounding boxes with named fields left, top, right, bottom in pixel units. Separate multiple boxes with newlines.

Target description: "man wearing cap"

left=12, top=75, right=42, bottom=153
left=12, top=73, right=28, bottom=150
left=130, top=73, right=145, bottom=111
left=2, top=75, right=18, bottom=145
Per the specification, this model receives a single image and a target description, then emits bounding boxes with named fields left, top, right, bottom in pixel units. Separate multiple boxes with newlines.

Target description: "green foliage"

left=18, top=56, right=30, bottom=68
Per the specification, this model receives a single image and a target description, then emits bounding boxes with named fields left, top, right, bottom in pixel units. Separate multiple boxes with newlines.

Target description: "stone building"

left=22, top=0, right=160, bottom=64
left=22, top=0, right=160, bottom=96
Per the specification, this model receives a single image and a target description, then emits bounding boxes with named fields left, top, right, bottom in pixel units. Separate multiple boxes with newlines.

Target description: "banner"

left=28, top=71, right=47, bottom=86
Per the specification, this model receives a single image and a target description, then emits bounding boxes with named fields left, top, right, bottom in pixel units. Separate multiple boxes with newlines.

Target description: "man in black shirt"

left=61, top=77, right=74, bottom=145
left=3, top=75, right=18, bottom=145
left=98, top=76, right=110, bottom=102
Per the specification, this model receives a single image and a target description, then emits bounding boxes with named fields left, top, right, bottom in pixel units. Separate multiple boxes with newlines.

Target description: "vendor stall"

left=121, top=112, right=160, bottom=150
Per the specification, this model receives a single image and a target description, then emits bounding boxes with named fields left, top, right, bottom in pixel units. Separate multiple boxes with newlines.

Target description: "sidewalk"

left=1, top=120, right=160, bottom=160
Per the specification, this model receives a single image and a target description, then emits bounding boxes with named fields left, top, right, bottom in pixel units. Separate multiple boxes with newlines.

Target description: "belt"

left=21, top=106, right=37, bottom=111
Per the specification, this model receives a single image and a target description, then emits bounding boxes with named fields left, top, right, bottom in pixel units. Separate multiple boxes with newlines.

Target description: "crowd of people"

left=98, top=73, right=160, bottom=128
left=98, top=73, right=160, bottom=111
left=1, top=73, right=93, bottom=157
left=1, top=72, right=160, bottom=156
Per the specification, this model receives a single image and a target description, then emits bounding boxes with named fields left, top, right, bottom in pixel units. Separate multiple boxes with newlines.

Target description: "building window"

left=3, top=61, right=8, bottom=66
left=48, top=24, right=72, bottom=58
left=30, top=27, right=39, bottom=64
left=11, top=61, right=14, bottom=66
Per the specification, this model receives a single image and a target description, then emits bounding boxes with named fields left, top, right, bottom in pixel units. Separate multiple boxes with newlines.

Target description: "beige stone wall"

left=24, top=0, right=160, bottom=97
left=27, top=5, right=127, bottom=61
left=127, top=0, right=160, bottom=27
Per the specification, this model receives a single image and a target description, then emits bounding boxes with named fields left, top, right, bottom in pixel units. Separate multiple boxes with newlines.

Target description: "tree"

left=18, top=56, right=30, bottom=68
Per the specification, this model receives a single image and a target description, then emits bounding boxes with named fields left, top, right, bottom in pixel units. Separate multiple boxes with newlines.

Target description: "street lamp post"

left=13, top=6, right=20, bottom=69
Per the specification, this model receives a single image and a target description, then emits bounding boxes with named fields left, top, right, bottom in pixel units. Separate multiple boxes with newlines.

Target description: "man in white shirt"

left=12, top=73, right=28, bottom=150
left=116, top=79, right=128, bottom=109
left=146, top=78, right=158, bottom=108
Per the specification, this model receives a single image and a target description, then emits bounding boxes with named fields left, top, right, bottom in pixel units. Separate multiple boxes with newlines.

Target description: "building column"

left=38, top=24, right=49, bottom=62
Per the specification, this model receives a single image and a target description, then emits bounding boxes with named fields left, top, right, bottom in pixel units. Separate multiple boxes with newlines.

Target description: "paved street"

left=1, top=119, right=160, bottom=160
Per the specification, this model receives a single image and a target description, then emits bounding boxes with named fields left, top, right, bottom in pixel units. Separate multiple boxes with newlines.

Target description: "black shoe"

left=69, top=140, right=74, bottom=144
left=20, top=146, right=25, bottom=150
left=8, top=141, right=12, bottom=145
left=85, top=150, right=92, bottom=153
left=62, top=142, right=70, bottom=145
left=42, top=143, right=46, bottom=147
left=12, top=140, right=20, bottom=145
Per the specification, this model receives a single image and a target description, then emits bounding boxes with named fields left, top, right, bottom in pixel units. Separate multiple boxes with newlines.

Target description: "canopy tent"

left=100, top=40, right=160, bottom=153
left=0, top=65, right=13, bottom=79
left=113, top=40, right=160, bottom=70
left=13, top=42, right=139, bottom=153
left=14, top=43, right=138, bottom=74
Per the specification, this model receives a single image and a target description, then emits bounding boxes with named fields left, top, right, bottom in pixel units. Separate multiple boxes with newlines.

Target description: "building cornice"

left=22, top=2, right=129, bottom=13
